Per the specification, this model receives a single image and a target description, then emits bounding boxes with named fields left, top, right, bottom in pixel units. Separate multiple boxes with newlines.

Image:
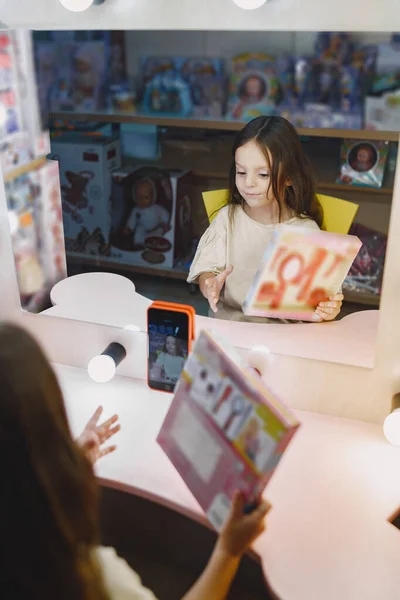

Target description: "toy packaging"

left=243, top=225, right=362, bottom=321
left=157, top=329, right=300, bottom=531
left=49, top=133, right=121, bottom=259
left=0, top=32, right=33, bottom=174
left=337, top=139, right=389, bottom=188
left=6, top=174, right=46, bottom=304
left=228, top=53, right=280, bottom=121
left=35, top=40, right=107, bottom=127
left=35, top=160, right=67, bottom=285
left=109, top=165, right=193, bottom=269
left=141, top=56, right=224, bottom=118
left=141, top=57, right=193, bottom=117
left=343, top=223, right=387, bottom=296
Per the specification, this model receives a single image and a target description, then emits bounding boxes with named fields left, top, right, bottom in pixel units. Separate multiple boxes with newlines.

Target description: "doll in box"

left=228, top=54, right=280, bottom=120
left=124, top=177, right=171, bottom=250
left=349, top=143, right=377, bottom=173
left=71, top=43, right=105, bottom=111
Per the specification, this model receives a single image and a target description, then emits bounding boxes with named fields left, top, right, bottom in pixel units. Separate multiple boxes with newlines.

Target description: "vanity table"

left=41, top=272, right=400, bottom=600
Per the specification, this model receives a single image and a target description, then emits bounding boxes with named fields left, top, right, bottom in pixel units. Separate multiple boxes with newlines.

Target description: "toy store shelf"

left=317, top=181, right=393, bottom=197
left=3, top=157, right=47, bottom=183
left=67, top=255, right=189, bottom=281
left=50, top=111, right=400, bottom=143
left=343, top=290, right=380, bottom=307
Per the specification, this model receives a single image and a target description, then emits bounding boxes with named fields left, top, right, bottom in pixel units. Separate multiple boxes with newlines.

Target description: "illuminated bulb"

left=88, top=354, right=116, bottom=383
left=232, top=0, right=268, bottom=9
left=0, top=103, right=7, bottom=126
left=87, top=342, right=126, bottom=383
left=59, top=0, right=94, bottom=12
left=7, top=210, right=19, bottom=235
left=383, top=409, right=400, bottom=446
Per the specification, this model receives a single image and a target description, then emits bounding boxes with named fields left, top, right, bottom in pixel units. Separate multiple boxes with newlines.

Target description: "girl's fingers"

left=99, top=445, right=117, bottom=459
left=100, top=423, right=121, bottom=443
left=319, top=301, right=339, bottom=309
left=329, top=294, right=344, bottom=301
left=86, top=406, right=103, bottom=428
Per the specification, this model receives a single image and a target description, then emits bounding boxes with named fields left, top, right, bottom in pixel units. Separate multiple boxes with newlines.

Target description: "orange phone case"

left=147, top=301, right=195, bottom=393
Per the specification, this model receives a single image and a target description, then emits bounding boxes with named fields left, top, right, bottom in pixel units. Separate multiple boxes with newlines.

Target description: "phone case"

left=147, top=301, right=195, bottom=393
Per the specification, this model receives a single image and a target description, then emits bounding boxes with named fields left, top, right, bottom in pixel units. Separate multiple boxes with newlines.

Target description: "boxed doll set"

left=337, top=139, right=389, bottom=188
left=227, top=53, right=281, bottom=121
left=243, top=225, right=362, bottom=321
left=343, top=223, right=387, bottom=297
left=109, top=165, right=193, bottom=269
left=49, top=133, right=121, bottom=259
left=158, top=329, right=300, bottom=531
left=141, top=56, right=224, bottom=118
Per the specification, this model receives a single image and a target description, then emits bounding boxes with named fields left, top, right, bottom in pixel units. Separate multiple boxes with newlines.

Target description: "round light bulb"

left=59, top=0, right=94, bottom=12
left=383, top=409, right=400, bottom=446
left=7, top=210, right=19, bottom=235
left=232, top=0, right=267, bottom=9
left=87, top=354, right=116, bottom=383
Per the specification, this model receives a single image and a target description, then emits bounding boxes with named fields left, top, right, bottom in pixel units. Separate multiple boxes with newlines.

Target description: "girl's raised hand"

left=313, top=293, right=344, bottom=322
left=205, top=265, right=234, bottom=313
left=77, top=406, right=120, bottom=465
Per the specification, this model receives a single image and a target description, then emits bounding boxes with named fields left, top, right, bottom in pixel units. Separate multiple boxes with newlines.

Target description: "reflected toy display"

left=158, top=329, right=300, bottom=531
left=109, top=165, right=193, bottom=269
left=243, top=225, right=362, bottom=321
left=141, top=56, right=225, bottom=118
left=141, top=57, right=193, bottom=117
left=228, top=53, right=281, bottom=121
left=337, top=139, right=389, bottom=188
left=343, top=223, right=387, bottom=296
left=50, top=133, right=121, bottom=259
left=34, top=31, right=131, bottom=127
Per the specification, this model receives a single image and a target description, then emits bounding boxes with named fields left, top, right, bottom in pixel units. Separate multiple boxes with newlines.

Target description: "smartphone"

left=147, top=302, right=195, bottom=393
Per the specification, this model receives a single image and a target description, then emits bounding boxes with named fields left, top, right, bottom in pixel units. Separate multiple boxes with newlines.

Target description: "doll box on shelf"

left=109, top=165, right=193, bottom=269
left=49, top=134, right=121, bottom=260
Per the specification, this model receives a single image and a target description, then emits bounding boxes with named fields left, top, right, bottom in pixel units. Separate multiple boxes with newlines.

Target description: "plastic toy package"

left=337, top=139, right=389, bottom=188
left=141, top=56, right=224, bottom=118
left=343, top=223, right=387, bottom=296
left=227, top=53, right=281, bottom=121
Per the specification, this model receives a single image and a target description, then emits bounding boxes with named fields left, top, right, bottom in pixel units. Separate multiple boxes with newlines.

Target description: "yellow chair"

left=202, top=189, right=359, bottom=234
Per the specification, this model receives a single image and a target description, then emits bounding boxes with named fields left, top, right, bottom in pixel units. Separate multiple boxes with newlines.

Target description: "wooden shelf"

left=3, top=157, right=47, bottom=183
left=343, top=290, right=380, bottom=307
left=50, top=111, right=400, bottom=143
left=67, top=254, right=189, bottom=281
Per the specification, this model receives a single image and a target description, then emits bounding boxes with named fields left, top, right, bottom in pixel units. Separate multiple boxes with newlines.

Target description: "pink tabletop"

left=58, top=364, right=400, bottom=600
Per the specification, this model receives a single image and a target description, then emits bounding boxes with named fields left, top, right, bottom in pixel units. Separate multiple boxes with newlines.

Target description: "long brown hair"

left=0, top=324, right=109, bottom=600
left=228, top=116, right=324, bottom=228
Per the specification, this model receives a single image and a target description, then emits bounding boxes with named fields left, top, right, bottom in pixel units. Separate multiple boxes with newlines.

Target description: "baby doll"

left=350, top=144, right=376, bottom=173
left=232, top=75, right=267, bottom=120
left=237, top=417, right=261, bottom=464
left=124, top=178, right=170, bottom=249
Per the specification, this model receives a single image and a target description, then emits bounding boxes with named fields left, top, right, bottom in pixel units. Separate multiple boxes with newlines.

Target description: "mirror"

left=2, top=29, right=397, bottom=367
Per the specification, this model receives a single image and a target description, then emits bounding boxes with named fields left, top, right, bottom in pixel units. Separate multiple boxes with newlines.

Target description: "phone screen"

left=147, top=307, right=189, bottom=393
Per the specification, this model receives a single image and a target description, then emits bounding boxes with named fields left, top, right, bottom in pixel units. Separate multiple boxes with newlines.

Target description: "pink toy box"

left=243, top=225, right=362, bottom=321
left=157, top=329, right=300, bottom=531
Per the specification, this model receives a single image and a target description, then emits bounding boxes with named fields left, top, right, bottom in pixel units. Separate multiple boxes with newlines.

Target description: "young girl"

left=0, top=323, right=270, bottom=600
left=188, top=116, right=343, bottom=323
left=151, top=334, right=186, bottom=383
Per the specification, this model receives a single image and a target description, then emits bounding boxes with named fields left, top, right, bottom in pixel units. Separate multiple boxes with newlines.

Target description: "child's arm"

left=181, top=492, right=270, bottom=600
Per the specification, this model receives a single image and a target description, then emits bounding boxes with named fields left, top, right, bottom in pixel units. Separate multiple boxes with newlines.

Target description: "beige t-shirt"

left=96, top=546, right=157, bottom=600
left=187, top=205, right=321, bottom=322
